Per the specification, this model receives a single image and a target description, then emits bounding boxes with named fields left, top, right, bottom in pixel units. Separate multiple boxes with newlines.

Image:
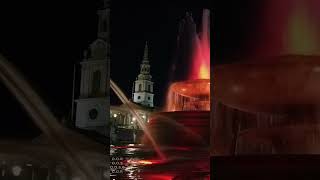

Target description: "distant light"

left=113, top=114, right=117, bottom=118
left=131, top=121, right=134, bottom=124
left=26, top=163, right=32, bottom=167
left=142, top=115, right=146, bottom=119
left=181, top=88, right=186, bottom=92
left=313, top=66, right=320, bottom=72
left=137, top=160, right=153, bottom=165
left=127, top=159, right=163, bottom=166
left=231, top=85, right=243, bottom=93
left=132, top=117, right=136, bottom=121
left=12, top=166, right=22, bottom=176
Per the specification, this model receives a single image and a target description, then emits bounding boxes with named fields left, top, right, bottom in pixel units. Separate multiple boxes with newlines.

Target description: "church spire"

left=143, top=41, right=149, bottom=63
left=132, top=41, right=154, bottom=107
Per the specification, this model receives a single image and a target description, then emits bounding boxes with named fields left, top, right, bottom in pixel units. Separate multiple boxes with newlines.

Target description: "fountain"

left=211, top=1, right=320, bottom=178
left=110, top=9, right=211, bottom=180
left=212, top=0, right=320, bottom=156
left=142, top=9, right=210, bottom=149
left=213, top=55, right=320, bottom=154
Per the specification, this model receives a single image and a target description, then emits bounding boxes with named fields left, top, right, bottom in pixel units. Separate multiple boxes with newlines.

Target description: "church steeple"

left=132, top=41, right=154, bottom=107
left=97, top=0, right=109, bottom=41
left=74, top=0, right=109, bottom=136
left=138, top=42, right=152, bottom=79
left=143, top=41, right=149, bottom=63
left=82, top=0, right=109, bottom=62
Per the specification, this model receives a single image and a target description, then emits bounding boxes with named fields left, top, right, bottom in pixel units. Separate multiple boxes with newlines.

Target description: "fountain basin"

left=167, top=79, right=210, bottom=111
left=213, top=55, right=320, bottom=113
left=169, top=79, right=210, bottom=97
left=238, top=124, right=320, bottom=154
left=142, top=111, right=210, bottom=147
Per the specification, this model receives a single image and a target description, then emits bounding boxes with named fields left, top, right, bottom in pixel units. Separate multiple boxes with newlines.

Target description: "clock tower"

left=132, top=42, right=154, bottom=107
left=74, top=1, right=110, bottom=135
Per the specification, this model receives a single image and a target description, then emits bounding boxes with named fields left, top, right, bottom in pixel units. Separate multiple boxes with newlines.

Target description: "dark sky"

left=110, top=7, right=209, bottom=107
left=0, top=0, right=101, bottom=137
left=0, top=0, right=260, bottom=137
left=213, top=1, right=265, bottom=64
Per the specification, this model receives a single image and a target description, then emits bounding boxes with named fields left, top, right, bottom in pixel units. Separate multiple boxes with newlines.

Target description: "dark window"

left=102, top=19, right=107, bottom=31
left=148, top=85, right=151, bottom=91
left=138, top=96, right=141, bottom=99
left=89, top=109, right=98, bottom=120
left=92, top=71, right=101, bottom=96
left=148, top=97, right=150, bottom=100
left=138, top=84, right=142, bottom=91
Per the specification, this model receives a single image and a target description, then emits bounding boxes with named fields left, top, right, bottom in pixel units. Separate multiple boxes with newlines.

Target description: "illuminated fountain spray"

left=144, top=9, right=211, bottom=148
left=284, top=0, right=320, bottom=55
left=0, top=54, right=98, bottom=180
left=253, top=0, right=320, bottom=57
left=166, top=9, right=210, bottom=112
left=110, top=79, right=166, bottom=160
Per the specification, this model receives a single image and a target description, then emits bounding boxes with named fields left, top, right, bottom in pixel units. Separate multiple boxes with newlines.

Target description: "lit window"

left=113, top=114, right=117, bottom=118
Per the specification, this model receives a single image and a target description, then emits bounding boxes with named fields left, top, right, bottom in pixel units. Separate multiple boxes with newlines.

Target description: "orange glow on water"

left=127, top=159, right=164, bottom=166
left=199, top=62, right=210, bottom=79
left=137, top=160, right=153, bottom=165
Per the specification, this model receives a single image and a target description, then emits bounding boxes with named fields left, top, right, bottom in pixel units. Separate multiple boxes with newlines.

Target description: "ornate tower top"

left=83, top=0, right=109, bottom=61
left=138, top=42, right=152, bottom=80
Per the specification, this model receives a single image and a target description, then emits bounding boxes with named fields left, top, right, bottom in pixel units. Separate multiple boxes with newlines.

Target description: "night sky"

left=0, top=1, right=213, bottom=137
left=213, top=0, right=274, bottom=64
left=111, top=6, right=209, bottom=108
left=0, top=0, right=101, bottom=137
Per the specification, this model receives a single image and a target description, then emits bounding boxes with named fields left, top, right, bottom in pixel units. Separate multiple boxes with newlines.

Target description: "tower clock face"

left=89, top=108, right=98, bottom=120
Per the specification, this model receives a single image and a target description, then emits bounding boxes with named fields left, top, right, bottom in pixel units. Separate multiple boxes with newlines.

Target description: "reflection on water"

left=110, top=144, right=210, bottom=180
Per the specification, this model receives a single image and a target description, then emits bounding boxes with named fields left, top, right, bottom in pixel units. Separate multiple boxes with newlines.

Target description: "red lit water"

left=189, top=9, right=210, bottom=80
